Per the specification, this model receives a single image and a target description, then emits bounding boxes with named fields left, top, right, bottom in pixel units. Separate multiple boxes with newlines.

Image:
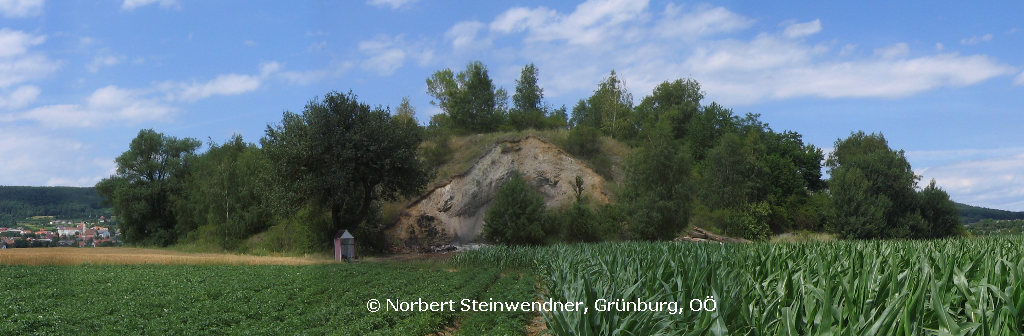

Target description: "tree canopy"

left=827, top=131, right=959, bottom=239
left=261, top=91, right=430, bottom=245
left=426, top=61, right=505, bottom=134
left=96, top=129, right=200, bottom=245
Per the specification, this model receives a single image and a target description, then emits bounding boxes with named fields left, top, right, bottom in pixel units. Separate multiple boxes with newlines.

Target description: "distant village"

left=0, top=217, right=119, bottom=249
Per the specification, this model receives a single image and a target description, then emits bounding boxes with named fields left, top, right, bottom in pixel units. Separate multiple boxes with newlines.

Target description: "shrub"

left=735, top=201, right=772, bottom=241
left=484, top=171, right=548, bottom=245
left=564, top=126, right=602, bottom=158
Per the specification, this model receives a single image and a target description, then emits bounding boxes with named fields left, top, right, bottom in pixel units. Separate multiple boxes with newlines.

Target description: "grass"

left=0, top=247, right=332, bottom=265
left=770, top=230, right=838, bottom=243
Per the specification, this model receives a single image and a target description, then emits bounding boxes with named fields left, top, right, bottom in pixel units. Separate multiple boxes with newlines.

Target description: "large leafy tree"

left=621, top=125, right=694, bottom=240
left=635, top=78, right=703, bottom=140
left=510, top=63, right=546, bottom=130
left=96, top=129, right=200, bottom=245
left=698, top=132, right=765, bottom=211
left=570, top=70, right=634, bottom=139
left=827, top=131, right=958, bottom=239
left=426, top=61, right=503, bottom=134
left=261, top=91, right=429, bottom=245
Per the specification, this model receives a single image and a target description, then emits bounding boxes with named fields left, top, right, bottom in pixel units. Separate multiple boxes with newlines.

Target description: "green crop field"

left=455, top=236, right=1024, bottom=335
left=0, top=261, right=533, bottom=335
left=6, top=236, right=1024, bottom=335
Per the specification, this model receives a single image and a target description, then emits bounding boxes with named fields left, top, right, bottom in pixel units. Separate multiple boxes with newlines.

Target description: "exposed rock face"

left=387, top=136, right=609, bottom=251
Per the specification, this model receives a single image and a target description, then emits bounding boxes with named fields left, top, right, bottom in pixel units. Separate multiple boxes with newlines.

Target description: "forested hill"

left=0, top=186, right=110, bottom=226
left=956, top=202, right=1024, bottom=224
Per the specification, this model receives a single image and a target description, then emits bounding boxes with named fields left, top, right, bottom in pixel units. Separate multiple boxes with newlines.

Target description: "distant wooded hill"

left=0, top=186, right=110, bottom=226
left=956, top=202, right=1024, bottom=224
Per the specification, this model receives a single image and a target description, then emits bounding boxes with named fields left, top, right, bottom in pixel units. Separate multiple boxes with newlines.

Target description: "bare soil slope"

left=387, top=136, right=609, bottom=251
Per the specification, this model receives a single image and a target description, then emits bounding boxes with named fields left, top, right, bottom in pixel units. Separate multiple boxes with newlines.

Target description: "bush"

left=552, top=200, right=600, bottom=243
left=484, top=171, right=548, bottom=245
left=564, top=126, right=602, bottom=158
left=421, top=133, right=453, bottom=170
left=736, top=201, right=772, bottom=241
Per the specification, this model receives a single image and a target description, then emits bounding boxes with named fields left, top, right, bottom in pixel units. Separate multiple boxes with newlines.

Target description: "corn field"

left=452, top=237, right=1024, bottom=335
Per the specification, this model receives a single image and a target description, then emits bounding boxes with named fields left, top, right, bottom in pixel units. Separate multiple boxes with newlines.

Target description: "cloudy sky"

left=1, top=0, right=1023, bottom=210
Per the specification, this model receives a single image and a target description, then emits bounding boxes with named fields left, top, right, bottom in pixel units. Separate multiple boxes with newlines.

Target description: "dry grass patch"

left=0, top=247, right=333, bottom=265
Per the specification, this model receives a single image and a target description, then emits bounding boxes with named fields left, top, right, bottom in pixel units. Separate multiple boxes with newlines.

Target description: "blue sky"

left=1, top=0, right=1023, bottom=210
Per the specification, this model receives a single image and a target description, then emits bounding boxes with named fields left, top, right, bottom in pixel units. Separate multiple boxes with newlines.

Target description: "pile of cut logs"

left=674, top=227, right=750, bottom=243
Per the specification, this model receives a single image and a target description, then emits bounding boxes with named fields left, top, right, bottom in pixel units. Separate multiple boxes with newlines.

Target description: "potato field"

left=0, top=262, right=533, bottom=335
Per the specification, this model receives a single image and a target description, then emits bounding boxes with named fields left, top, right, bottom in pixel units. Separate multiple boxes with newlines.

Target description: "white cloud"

left=162, top=62, right=279, bottom=101
left=9, top=85, right=176, bottom=128
left=839, top=44, right=857, bottom=56
left=366, top=0, right=417, bottom=10
left=0, top=28, right=46, bottom=58
left=701, top=53, right=1015, bottom=104
left=0, top=85, right=39, bottom=109
left=488, top=0, right=649, bottom=46
left=782, top=19, right=822, bottom=39
left=917, top=151, right=1024, bottom=211
left=446, top=21, right=488, bottom=50
left=0, top=29, right=60, bottom=88
left=86, top=54, right=125, bottom=73
left=121, top=0, right=177, bottom=10
left=459, top=1, right=1016, bottom=106
left=0, top=0, right=43, bottom=18
left=657, top=4, right=753, bottom=39
left=873, top=42, right=909, bottom=59
left=1015, top=71, right=1024, bottom=86
left=358, top=35, right=433, bottom=76
left=960, top=33, right=993, bottom=45
left=0, top=127, right=115, bottom=186
left=491, top=7, right=559, bottom=34
left=177, top=74, right=262, bottom=101
left=278, top=61, right=354, bottom=85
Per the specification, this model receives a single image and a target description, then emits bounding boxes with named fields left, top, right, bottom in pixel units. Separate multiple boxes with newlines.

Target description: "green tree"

left=510, top=63, right=546, bottom=130
left=484, top=171, right=547, bottom=245
left=918, top=179, right=962, bottom=238
left=577, top=71, right=635, bottom=139
left=176, top=135, right=271, bottom=249
left=828, top=166, right=890, bottom=238
left=621, top=128, right=693, bottom=240
left=826, top=131, right=920, bottom=239
left=96, top=129, right=200, bottom=245
left=698, top=132, right=765, bottom=210
left=426, top=61, right=502, bottom=134
left=394, top=96, right=417, bottom=123
left=261, top=91, right=430, bottom=247
left=545, top=105, right=569, bottom=129
left=635, top=78, right=703, bottom=140
left=687, top=102, right=739, bottom=162
left=569, top=99, right=597, bottom=129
